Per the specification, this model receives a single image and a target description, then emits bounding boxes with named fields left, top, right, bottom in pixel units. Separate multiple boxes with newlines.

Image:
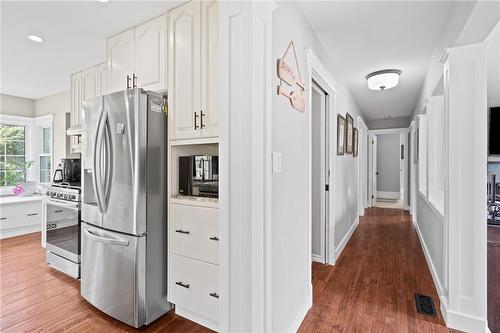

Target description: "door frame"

left=306, top=49, right=337, bottom=267
left=310, top=81, right=329, bottom=264
left=368, top=127, right=410, bottom=208
left=357, top=117, right=369, bottom=215
left=409, top=120, right=417, bottom=217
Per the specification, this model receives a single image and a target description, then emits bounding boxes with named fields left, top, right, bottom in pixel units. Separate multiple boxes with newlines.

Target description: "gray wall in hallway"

left=376, top=133, right=400, bottom=193
left=368, top=116, right=410, bottom=130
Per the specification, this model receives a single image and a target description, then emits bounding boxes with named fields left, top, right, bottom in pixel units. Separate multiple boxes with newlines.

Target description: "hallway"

left=299, top=208, right=458, bottom=333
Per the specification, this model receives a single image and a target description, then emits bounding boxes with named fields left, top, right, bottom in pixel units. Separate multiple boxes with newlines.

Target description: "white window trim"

left=0, top=114, right=54, bottom=190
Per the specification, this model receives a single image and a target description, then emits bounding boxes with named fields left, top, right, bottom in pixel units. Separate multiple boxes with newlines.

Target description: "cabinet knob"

left=209, top=292, right=219, bottom=299
left=175, top=281, right=190, bottom=289
left=175, top=229, right=190, bottom=234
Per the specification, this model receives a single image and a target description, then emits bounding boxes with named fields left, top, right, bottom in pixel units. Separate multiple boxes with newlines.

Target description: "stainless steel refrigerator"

left=80, top=88, right=171, bottom=327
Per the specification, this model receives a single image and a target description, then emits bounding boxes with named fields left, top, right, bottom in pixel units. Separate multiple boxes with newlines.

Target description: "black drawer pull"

left=54, top=210, right=63, bottom=213
left=0, top=217, right=6, bottom=220
left=175, top=281, right=190, bottom=289
left=209, top=236, right=219, bottom=241
left=175, top=229, right=190, bottom=234
left=209, top=292, right=219, bottom=299
left=27, top=213, right=38, bottom=216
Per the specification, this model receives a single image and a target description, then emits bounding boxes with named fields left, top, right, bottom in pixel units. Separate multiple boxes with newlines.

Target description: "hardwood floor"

left=488, top=226, right=500, bottom=333
left=1, top=208, right=465, bottom=332
left=299, top=207, right=459, bottom=333
left=0, top=232, right=211, bottom=333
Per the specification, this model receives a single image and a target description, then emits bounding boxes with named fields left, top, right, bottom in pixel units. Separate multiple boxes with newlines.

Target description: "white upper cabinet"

left=70, top=72, right=82, bottom=128
left=169, top=1, right=218, bottom=141
left=82, top=66, right=98, bottom=104
left=135, top=15, right=167, bottom=91
left=169, top=1, right=201, bottom=141
left=107, top=14, right=167, bottom=94
left=97, top=63, right=107, bottom=96
left=201, top=0, right=218, bottom=138
left=107, top=28, right=135, bottom=94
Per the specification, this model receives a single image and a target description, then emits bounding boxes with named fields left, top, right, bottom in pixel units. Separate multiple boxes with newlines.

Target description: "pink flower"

left=12, top=185, right=25, bottom=196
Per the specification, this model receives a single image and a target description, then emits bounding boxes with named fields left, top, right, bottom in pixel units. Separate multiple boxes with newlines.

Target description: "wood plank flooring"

left=299, top=207, right=459, bottom=333
left=1, top=208, right=465, bottom=332
left=488, top=226, right=500, bottom=333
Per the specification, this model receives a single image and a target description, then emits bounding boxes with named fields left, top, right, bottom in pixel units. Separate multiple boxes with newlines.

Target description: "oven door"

left=45, top=198, right=80, bottom=263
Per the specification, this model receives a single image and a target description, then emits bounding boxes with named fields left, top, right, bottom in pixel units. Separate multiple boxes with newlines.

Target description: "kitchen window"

left=0, top=124, right=27, bottom=186
left=39, top=127, right=52, bottom=183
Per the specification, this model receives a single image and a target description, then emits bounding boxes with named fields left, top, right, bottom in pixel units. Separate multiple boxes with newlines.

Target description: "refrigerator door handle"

left=93, top=106, right=106, bottom=213
left=102, top=117, right=113, bottom=211
left=83, top=229, right=130, bottom=246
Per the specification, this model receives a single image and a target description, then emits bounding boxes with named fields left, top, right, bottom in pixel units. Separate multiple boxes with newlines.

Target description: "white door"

left=372, top=135, right=378, bottom=206
left=135, top=15, right=167, bottom=92
left=200, top=0, right=218, bottom=138
left=168, top=1, right=201, bottom=141
left=311, top=81, right=328, bottom=263
left=97, top=63, right=107, bottom=96
left=82, top=66, right=98, bottom=104
left=107, top=29, right=135, bottom=93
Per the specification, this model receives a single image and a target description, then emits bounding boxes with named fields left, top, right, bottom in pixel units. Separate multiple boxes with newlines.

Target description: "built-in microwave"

left=179, top=155, right=218, bottom=198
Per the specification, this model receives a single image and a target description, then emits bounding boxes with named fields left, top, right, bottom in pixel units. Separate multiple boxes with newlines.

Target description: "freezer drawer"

left=81, top=223, right=145, bottom=328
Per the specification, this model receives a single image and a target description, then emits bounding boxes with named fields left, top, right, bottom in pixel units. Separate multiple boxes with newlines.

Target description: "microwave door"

left=82, top=97, right=104, bottom=228
left=102, top=90, right=146, bottom=236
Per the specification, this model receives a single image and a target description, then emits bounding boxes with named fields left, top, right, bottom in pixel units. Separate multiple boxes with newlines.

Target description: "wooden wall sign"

left=277, top=41, right=305, bottom=112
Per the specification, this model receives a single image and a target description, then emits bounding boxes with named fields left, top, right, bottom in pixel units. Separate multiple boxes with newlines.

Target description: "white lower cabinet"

left=0, top=200, right=42, bottom=239
left=170, top=254, right=219, bottom=329
left=169, top=202, right=219, bottom=330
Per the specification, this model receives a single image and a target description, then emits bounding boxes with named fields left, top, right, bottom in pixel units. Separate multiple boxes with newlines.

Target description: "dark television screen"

left=490, top=107, right=500, bottom=155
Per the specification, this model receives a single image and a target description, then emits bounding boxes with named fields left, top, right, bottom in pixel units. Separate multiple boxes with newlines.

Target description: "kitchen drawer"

left=170, top=204, right=219, bottom=265
left=170, top=254, right=218, bottom=325
left=0, top=201, right=42, bottom=238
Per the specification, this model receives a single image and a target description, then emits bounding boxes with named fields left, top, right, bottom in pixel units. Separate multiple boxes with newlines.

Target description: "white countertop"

left=0, top=194, right=43, bottom=205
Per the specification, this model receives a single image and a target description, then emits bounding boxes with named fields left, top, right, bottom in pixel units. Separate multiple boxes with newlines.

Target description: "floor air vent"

left=415, top=294, right=437, bottom=317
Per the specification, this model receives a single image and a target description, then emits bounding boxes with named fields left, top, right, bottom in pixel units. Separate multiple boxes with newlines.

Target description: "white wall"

left=368, top=116, right=410, bottom=130
left=376, top=133, right=400, bottom=193
left=0, top=94, right=35, bottom=117
left=34, top=90, right=71, bottom=169
left=271, top=2, right=365, bottom=331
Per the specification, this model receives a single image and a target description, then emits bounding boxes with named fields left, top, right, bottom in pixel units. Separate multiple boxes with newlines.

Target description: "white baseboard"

left=446, top=308, right=490, bottom=333
left=377, top=191, right=400, bottom=200
left=312, top=254, right=324, bottom=263
left=413, top=217, right=444, bottom=297
left=286, top=285, right=313, bottom=333
left=334, top=217, right=359, bottom=261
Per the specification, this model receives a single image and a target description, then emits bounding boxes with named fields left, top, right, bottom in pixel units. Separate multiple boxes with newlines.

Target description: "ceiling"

left=298, top=1, right=453, bottom=120
left=1, top=1, right=182, bottom=99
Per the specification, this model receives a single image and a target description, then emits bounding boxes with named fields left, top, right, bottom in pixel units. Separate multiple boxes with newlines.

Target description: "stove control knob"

left=71, top=195, right=77, bottom=200
left=58, top=193, right=63, bottom=199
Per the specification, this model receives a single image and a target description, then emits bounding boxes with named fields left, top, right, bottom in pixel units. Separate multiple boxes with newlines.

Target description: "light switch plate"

left=272, top=152, right=282, bottom=174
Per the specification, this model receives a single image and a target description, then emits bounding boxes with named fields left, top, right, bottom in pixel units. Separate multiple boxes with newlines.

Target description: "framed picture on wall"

left=353, top=127, right=359, bottom=157
left=337, top=114, right=346, bottom=155
left=346, top=112, right=354, bottom=154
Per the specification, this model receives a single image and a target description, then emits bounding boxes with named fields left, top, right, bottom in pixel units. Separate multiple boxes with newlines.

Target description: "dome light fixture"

left=27, top=35, right=44, bottom=43
left=366, top=69, right=401, bottom=91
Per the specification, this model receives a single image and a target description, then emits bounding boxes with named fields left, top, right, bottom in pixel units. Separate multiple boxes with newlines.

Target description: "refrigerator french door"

left=81, top=89, right=170, bottom=327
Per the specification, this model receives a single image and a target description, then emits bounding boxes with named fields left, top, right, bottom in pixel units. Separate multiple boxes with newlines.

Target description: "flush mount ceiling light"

left=97, top=0, right=109, bottom=2
left=366, top=69, right=401, bottom=91
left=27, top=35, right=44, bottom=43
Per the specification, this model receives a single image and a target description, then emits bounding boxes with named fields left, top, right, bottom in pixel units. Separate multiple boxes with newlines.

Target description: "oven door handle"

left=45, top=198, right=79, bottom=210
left=83, top=229, right=129, bottom=246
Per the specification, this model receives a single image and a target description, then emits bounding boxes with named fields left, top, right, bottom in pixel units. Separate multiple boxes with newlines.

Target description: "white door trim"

left=306, top=49, right=337, bottom=267
left=357, top=117, right=369, bottom=215
left=409, top=120, right=417, bottom=217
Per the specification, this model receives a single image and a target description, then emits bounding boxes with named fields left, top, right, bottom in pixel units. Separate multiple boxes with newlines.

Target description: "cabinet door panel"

left=82, top=66, right=98, bottom=104
left=97, top=63, right=107, bottom=96
left=169, top=1, right=201, bottom=140
left=71, top=72, right=82, bottom=127
left=201, top=0, right=218, bottom=138
left=107, top=29, right=134, bottom=94
left=135, top=15, right=167, bottom=92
